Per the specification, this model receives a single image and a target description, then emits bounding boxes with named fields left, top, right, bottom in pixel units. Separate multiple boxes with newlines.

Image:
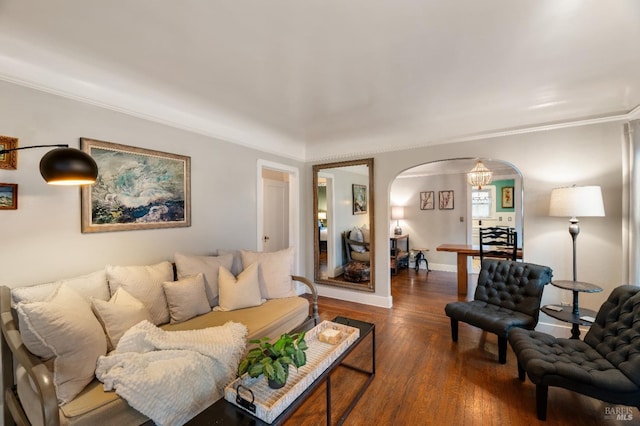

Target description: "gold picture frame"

left=0, top=183, right=18, bottom=210
left=80, top=138, right=191, bottom=233
left=0, top=136, right=18, bottom=170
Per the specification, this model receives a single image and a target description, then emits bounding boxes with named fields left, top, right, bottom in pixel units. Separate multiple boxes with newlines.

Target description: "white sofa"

left=0, top=249, right=318, bottom=426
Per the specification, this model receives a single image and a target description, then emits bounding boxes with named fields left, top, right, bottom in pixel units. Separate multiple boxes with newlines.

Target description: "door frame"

left=257, top=159, right=300, bottom=273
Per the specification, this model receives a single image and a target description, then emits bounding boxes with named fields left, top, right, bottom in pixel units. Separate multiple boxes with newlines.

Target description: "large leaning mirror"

left=313, top=158, right=375, bottom=292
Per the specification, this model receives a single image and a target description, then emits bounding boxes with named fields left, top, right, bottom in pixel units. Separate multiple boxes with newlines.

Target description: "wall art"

left=352, top=183, right=367, bottom=214
left=439, top=190, right=454, bottom=210
left=0, top=183, right=17, bottom=210
left=420, top=191, right=434, bottom=210
left=80, top=138, right=191, bottom=233
left=0, top=136, right=18, bottom=170
left=502, top=186, right=514, bottom=208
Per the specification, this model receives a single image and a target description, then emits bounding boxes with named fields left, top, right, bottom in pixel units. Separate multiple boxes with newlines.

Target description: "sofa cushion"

left=15, top=284, right=107, bottom=405
left=91, top=288, right=153, bottom=351
left=174, top=252, right=234, bottom=307
left=216, top=264, right=264, bottom=311
left=241, top=247, right=296, bottom=299
left=216, top=249, right=243, bottom=276
left=106, top=261, right=173, bottom=325
left=162, top=273, right=211, bottom=324
left=11, top=270, right=109, bottom=308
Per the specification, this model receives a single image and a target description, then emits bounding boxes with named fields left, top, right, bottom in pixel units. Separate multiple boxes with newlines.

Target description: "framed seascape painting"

left=439, top=190, right=454, bottom=210
left=0, top=136, right=18, bottom=170
left=0, top=183, right=17, bottom=210
left=352, top=184, right=367, bottom=214
left=420, top=191, right=434, bottom=210
left=80, top=138, right=191, bottom=233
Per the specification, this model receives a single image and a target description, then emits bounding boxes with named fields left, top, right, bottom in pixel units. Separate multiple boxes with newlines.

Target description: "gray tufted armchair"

left=445, top=259, right=553, bottom=364
left=509, top=285, right=640, bottom=420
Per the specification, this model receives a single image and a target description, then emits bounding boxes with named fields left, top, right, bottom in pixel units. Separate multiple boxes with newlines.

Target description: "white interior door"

left=263, top=177, right=289, bottom=252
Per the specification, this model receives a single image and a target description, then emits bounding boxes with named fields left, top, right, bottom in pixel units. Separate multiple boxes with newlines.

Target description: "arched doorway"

left=389, top=158, right=523, bottom=274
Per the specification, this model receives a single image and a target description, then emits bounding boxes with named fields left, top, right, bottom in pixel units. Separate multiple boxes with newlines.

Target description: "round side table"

left=541, top=280, right=603, bottom=339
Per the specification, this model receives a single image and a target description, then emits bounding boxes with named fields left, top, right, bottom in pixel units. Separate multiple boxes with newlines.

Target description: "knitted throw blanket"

left=95, top=320, right=248, bottom=426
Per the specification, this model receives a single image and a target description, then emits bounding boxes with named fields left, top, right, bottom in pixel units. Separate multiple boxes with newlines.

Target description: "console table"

left=541, top=280, right=603, bottom=339
left=390, top=234, right=409, bottom=275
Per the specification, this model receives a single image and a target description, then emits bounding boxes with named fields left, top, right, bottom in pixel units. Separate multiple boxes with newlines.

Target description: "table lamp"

left=391, top=206, right=405, bottom=235
left=549, top=185, right=605, bottom=281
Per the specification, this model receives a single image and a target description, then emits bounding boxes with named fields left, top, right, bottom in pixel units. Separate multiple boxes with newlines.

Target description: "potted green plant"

left=237, top=332, right=308, bottom=389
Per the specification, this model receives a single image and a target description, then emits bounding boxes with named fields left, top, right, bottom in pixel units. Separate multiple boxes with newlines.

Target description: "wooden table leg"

left=456, top=253, right=468, bottom=295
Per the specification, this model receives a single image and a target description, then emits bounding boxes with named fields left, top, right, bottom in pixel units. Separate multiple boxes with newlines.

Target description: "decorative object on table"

left=352, top=183, right=367, bottom=214
left=420, top=191, right=434, bottom=210
left=391, top=205, right=404, bottom=235
left=549, top=185, right=605, bottom=281
left=318, top=328, right=342, bottom=344
left=317, top=210, right=327, bottom=226
left=467, top=159, right=493, bottom=189
left=0, top=141, right=98, bottom=185
left=237, top=332, right=308, bottom=389
left=0, top=183, right=18, bottom=210
left=0, top=136, right=18, bottom=170
left=439, top=190, right=454, bottom=210
left=80, top=138, right=191, bottom=233
left=501, top=186, right=514, bottom=208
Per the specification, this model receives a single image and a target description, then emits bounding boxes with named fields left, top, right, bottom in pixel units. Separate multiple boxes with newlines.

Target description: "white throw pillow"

left=106, top=261, right=173, bottom=325
left=174, top=252, right=233, bottom=307
left=91, top=288, right=153, bottom=351
left=240, top=247, right=296, bottom=299
left=360, top=225, right=370, bottom=244
left=15, top=284, right=107, bottom=405
left=12, top=270, right=109, bottom=307
left=162, top=273, right=211, bottom=324
left=215, top=264, right=265, bottom=311
left=349, top=228, right=366, bottom=253
left=216, top=249, right=243, bottom=276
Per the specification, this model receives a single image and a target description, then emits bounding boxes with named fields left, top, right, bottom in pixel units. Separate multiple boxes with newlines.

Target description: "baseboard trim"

left=315, top=285, right=393, bottom=308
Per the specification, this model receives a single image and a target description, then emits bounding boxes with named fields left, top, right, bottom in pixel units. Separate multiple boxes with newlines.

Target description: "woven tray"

left=224, top=320, right=360, bottom=423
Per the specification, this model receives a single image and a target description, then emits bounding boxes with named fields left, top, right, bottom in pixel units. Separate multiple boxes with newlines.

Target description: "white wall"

left=370, top=122, right=625, bottom=320
left=0, top=80, right=304, bottom=287
left=390, top=173, right=468, bottom=271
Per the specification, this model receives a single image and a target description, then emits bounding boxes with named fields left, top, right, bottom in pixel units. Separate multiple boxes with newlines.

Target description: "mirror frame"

left=313, top=158, right=375, bottom=292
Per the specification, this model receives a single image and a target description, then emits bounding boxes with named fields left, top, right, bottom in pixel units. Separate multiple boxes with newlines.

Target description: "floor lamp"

left=549, top=185, right=605, bottom=282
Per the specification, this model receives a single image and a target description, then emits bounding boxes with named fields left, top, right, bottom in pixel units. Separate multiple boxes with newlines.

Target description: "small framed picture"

left=502, top=186, right=514, bottom=208
left=439, top=190, right=454, bottom=210
left=0, top=183, right=18, bottom=210
left=420, top=191, right=434, bottom=210
left=352, top=183, right=367, bottom=215
left=0, top=136, right=18, bottom=170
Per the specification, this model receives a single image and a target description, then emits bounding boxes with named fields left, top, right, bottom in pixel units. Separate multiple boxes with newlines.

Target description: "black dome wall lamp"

left=0, top=144, right=98, bottom=185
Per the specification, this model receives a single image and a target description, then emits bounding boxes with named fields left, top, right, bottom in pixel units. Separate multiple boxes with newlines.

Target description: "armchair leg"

left=498, top=336, right=507, bottom=364
left=450, top=318, right=458, bottom=342
left=517, top=362, right=525, bottom=381
left=536, top=384, right=548, bottom=421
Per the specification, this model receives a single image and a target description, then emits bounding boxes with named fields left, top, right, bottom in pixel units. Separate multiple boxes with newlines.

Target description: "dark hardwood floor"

left=286, top=268, right=640, bottom=425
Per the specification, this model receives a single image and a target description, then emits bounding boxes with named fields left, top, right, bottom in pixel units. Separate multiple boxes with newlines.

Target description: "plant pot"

left=267, top=364, right=289, bottom=389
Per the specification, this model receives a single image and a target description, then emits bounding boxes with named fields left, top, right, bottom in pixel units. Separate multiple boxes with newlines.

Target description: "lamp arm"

left=0, top=144, right=69, bottom=155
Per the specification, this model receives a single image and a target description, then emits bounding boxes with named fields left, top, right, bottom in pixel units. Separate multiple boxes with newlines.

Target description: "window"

left=472, top=189, right=492, bottom=219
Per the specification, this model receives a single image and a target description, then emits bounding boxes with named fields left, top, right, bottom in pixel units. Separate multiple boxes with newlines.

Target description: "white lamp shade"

left=391, top=206, right=405, bottom=220
left=318, top=211, right=327, bottom=220
left=549, top=185, right=605, bottom=218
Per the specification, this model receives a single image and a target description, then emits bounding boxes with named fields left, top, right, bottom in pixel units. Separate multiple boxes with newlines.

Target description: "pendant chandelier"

left=467, top=160, right=493, bottom=189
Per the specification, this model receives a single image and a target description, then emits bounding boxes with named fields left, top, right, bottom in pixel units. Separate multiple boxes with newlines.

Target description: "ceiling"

left=1, top=1, right=639, bottom=161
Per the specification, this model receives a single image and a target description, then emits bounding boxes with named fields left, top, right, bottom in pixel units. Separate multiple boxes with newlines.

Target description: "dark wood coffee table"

left=186, top=316, right=375, bottom=425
